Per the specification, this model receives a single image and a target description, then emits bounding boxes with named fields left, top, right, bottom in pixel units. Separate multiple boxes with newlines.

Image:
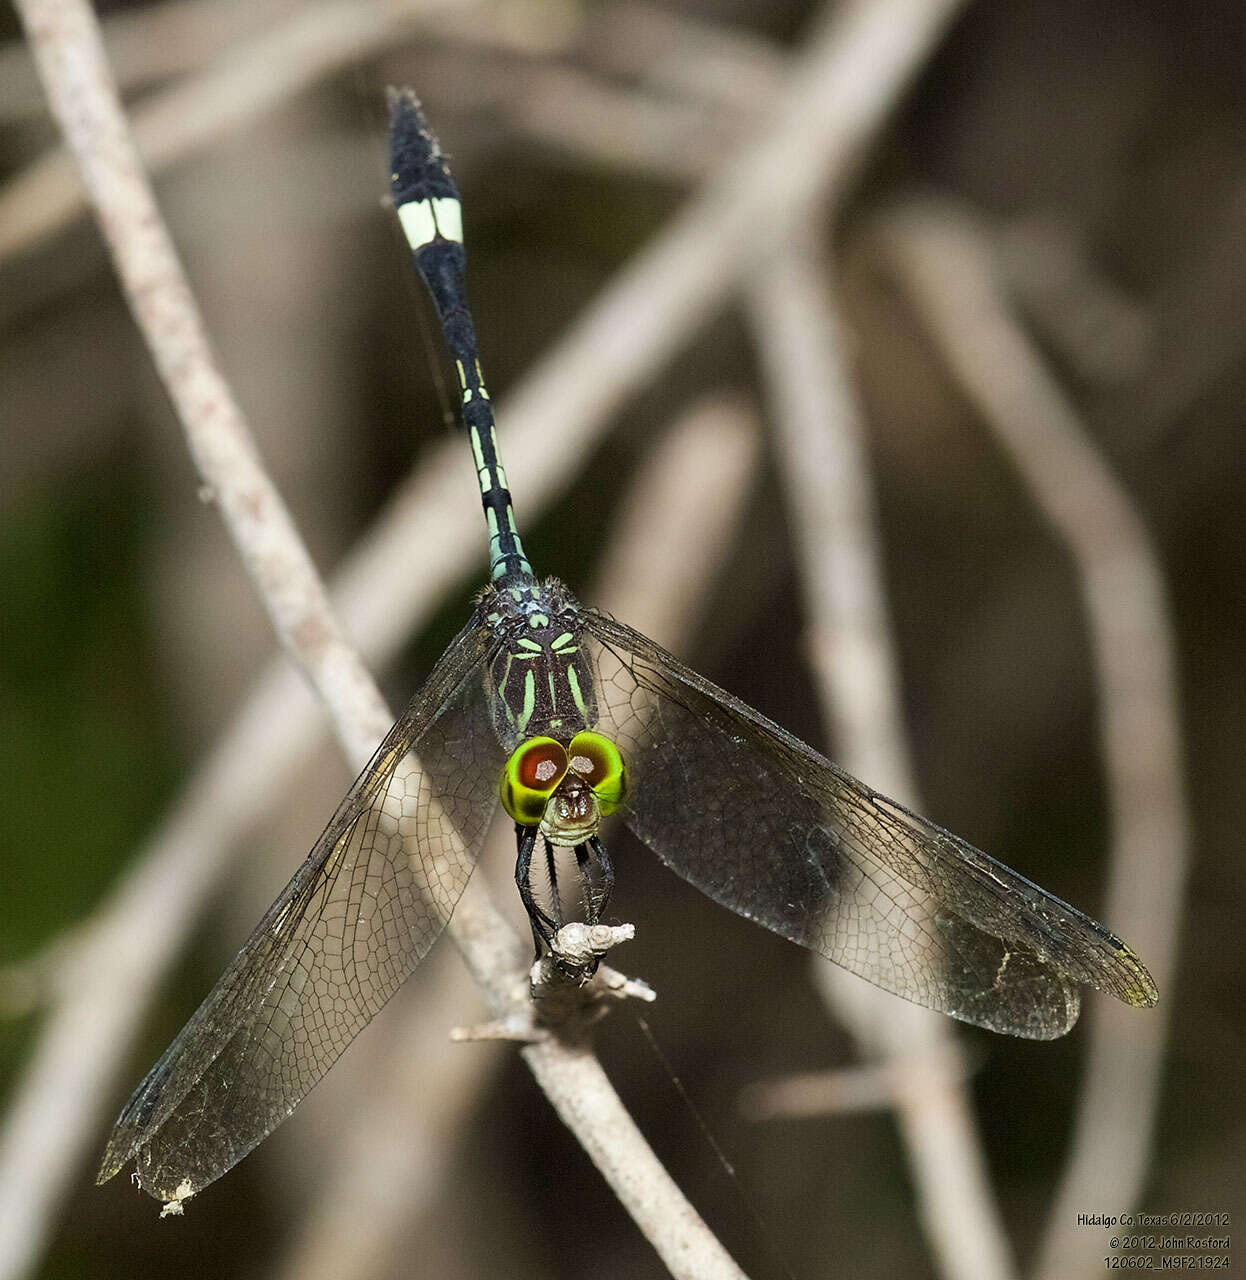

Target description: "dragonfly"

left=98, top=91, right=1158, bottom=1207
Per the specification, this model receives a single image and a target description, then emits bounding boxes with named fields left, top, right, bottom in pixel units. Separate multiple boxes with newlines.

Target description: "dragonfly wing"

left=583, top=612, right=1157, bottom=1040
left=99, top=620, right=504, bottom=1200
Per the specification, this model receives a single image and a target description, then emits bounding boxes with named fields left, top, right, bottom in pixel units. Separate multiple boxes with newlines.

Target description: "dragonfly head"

left=500, top=731, right=625, bottom=844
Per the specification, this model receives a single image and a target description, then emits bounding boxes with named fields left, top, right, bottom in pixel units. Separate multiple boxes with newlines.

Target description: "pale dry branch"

left=3, top=1, right=967, bottom=1273
left=0, top=0, right=765, bottom=132
left=876, top=197, right=1189, bottom=1280
left=8, top=2, right=747, bottom=1278
left=749, top=230, right=1019, bottom=1280
left=3, top=0, right=398, bottom=262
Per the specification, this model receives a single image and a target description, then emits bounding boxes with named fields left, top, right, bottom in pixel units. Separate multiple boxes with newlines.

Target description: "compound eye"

left=566, top=731, right=625, bottom=815
left=500, top=737, right=568, bottom=825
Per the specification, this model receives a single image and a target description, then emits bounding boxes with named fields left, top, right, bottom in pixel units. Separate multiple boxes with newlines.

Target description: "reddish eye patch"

left=567, top=731, right=625, bottom=815
left=501, top=736, right=571, bottom=826
left=519, top=741, right=567, bottom=788
left=503, top=733, right=624, bottom=826
left=569, top=739, right=612, bottom=784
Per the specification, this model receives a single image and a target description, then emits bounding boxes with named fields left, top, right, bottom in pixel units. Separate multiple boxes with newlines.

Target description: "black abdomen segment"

left=389, top=91, right=533, bottom=584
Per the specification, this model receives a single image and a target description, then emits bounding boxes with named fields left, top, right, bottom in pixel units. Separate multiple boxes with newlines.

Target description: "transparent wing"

left=99, top=620, right=504, bottom=1200
left=583, top=612, right=1157, bottom=1040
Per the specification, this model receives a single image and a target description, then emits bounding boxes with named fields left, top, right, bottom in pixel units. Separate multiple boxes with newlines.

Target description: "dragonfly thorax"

left=480, top=578, right=599, bottom=747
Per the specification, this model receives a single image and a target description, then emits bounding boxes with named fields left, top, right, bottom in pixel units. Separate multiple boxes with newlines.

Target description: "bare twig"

left=9, top=2, right=748, bottom=1278
left=2, top=1, right=967, bottom=1272
left=3, top=0, right=397, bottom=262
left=529, top=924, right=651, bottom=1025
left=877, top=197, right=1188, bottom=1280
left=749, top=230, right=1018, bottom=1280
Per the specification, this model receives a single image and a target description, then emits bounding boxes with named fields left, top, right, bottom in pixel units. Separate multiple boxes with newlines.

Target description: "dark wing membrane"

left=99, top=621, right=504, bottom=1200
left=583, top=612, right=1157, bottom=1040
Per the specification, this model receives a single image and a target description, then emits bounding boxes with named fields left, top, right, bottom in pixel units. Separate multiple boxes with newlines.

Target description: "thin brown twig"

left=876, top=196, right=1188, bottom=1280
left=1, top=1, right=968, bottom=1273
left=749, top=230, right=1018, bottom=1280
left=9, top=2, right=748, bottom=1278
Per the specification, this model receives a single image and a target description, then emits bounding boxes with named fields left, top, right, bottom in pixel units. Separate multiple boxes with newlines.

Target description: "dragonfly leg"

left=514, top=824, right=556, bottom=957
left=573, top=836, right=614, bottom=925
left=573, top=844, right=596, bottom=923
left=544, top=836, right=564, bottom=927
left=590, top=835, right=614, bottom=919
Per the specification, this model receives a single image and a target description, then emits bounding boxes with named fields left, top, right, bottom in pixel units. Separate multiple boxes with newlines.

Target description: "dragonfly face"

left=500, top=730, right=626, bottom=843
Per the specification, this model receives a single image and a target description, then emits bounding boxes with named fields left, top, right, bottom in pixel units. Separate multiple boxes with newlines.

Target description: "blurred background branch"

left=748, top=227, right=1018, bottom=1280
left=876, top=197, right=1188, bottom=1280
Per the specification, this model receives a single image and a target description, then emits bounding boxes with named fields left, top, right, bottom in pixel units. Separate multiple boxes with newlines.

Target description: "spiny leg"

left=572, top=845, right=595, bottom=923
left=591, top=836, right=614, bottom=919
left=573, top=835, right=614, bottom=925
left=544, top=836, right=564, bottom=927
left=514, top=824, right=555, bottom=957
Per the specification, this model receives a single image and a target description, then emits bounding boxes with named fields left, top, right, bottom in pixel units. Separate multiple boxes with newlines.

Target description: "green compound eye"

left=500, top=736, right=568, bottom=825
left=566, top=731, right=625, bottom=815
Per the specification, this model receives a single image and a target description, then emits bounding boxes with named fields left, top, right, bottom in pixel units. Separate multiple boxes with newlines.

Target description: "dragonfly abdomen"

left=389, top=90, right=532, bottom=584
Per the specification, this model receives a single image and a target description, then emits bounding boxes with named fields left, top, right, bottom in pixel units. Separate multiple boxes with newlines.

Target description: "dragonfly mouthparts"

left=539, top=775, right=602, bottom=845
